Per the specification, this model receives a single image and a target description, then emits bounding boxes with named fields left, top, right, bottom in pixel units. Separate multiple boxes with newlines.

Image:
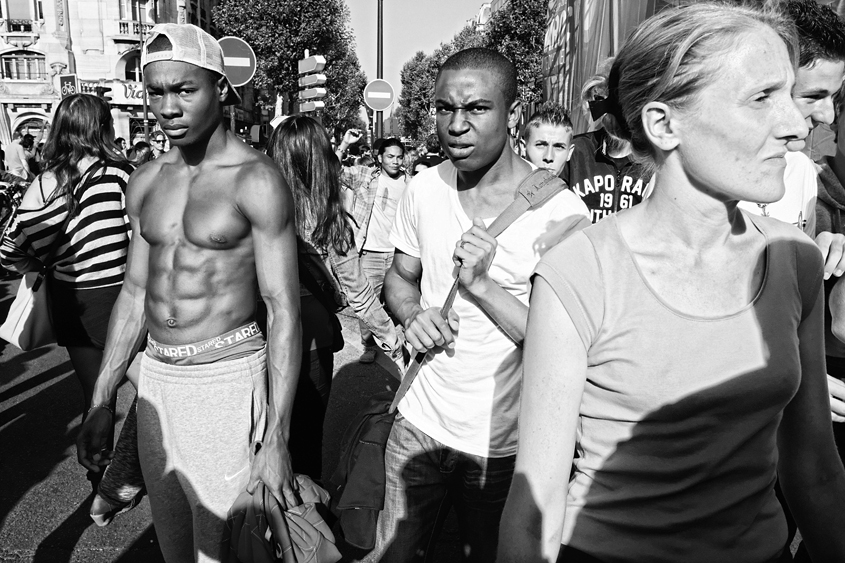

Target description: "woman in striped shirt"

left=0, top=94, right=134, bottom=484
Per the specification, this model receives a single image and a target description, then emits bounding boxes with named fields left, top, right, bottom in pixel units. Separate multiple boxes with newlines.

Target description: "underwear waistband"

left=145, top=322, right=265, bottom=366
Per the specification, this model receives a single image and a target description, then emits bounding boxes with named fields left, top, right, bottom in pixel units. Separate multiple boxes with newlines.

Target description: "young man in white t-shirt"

left=370, top=48, right=590, bottom=562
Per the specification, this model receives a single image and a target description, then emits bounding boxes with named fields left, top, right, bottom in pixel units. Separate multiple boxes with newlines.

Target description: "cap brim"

left=224, top=78, right=241, bottom=106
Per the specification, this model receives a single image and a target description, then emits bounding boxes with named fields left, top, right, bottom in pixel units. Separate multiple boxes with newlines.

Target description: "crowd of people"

left=2, top=1, right=845, bottom=562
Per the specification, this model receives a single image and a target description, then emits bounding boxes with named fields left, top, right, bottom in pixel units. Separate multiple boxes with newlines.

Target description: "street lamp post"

left=139, top=22, right=150, bottom=143
left=375, top=0, right=383, bottom=140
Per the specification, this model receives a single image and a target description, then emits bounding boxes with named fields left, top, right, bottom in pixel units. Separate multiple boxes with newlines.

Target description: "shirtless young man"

left=76, top=24, right=300, bottom=562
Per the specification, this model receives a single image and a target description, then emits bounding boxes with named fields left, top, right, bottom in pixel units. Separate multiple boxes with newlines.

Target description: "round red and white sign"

left=364, top=79, right=395, bottom=112
left=218, top=36, right=256, bottom=87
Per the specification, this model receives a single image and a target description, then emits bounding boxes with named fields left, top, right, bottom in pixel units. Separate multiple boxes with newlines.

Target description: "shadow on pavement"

left=32, top=492, right=97, bottom=563
left=0, top=358, right=72, bottom=406
left=0, top=361, right=78, bottom=527
left=113, top=525, right=165, bottom=562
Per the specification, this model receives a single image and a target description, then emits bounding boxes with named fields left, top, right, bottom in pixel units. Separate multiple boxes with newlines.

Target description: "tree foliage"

left=485, top=0, right=546, bottom=104
left=396, top=0, right=546, bottom=144
left=322, top=48, right=368, bottom=137
left=213, top=0, right=367, bottom=137
left=395, top=24, right=487, bottom=144
left=395, top=51, right=436, bottom=145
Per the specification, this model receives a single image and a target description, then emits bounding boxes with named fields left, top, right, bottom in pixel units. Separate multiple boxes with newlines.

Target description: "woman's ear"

left=641, top=101, right=680, bottom=152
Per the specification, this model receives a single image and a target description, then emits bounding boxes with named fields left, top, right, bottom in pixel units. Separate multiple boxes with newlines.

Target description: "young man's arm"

left=386, top=221, right=560, bottom=351
left=335, top=128, right=362, bottom=162
left=453, top=218, right=531, bottom=345
left=77, top=168, right=152, bottom=472
left=385, top=251, right=459, bottom=353
left=339, top=165, right=357, bottom=215
left=240, top=161, right=301, bottom=506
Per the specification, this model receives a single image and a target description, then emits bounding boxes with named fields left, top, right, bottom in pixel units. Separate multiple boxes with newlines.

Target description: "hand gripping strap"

left=389, top=169, right=569, bottom=413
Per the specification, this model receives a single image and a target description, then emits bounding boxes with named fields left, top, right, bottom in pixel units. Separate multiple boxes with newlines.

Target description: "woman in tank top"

left=499, top=4, right=845, bottom=563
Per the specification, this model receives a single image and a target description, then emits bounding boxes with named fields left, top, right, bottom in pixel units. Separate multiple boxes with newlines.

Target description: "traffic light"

left=94, top=86, right=112, bottom=103
left=298, top=55, right=326, bottom=75
left=298, top=53, right=327, bottom=114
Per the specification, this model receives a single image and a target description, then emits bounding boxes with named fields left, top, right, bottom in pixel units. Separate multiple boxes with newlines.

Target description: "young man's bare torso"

left=132, top=142, right=289, bottom=344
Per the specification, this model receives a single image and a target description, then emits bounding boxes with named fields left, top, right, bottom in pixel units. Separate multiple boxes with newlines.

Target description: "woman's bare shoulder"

left=19, top=172, right=56, bottom=210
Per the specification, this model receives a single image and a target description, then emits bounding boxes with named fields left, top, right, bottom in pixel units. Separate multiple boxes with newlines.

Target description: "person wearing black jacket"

left=561, top=69, right=654, bottom=223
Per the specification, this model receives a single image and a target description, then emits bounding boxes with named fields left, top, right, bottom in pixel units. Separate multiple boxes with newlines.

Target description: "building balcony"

left=112, top=20, right=155, bottom=43
left=79, top=81, right=98, bottom=95
left=0, top=19, right=42, bottom=48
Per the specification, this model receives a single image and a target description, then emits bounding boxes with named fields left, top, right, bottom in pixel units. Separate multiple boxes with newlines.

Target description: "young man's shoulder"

left=229, top=142, right=276, bottom=173
left=127, top=157, right=163, bottom=192
left=235, top=146, right=284, bottom=183
left=405, top=160, right=454, bottom=196
left=229, top=148, right=293, bottom=223
left=544, top=184, right=591, bottom=219
left=341, top=164, right=378, bottom=187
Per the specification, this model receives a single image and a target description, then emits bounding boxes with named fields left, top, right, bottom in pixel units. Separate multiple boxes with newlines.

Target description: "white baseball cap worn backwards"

left=141, top=23, right=241, bottom=106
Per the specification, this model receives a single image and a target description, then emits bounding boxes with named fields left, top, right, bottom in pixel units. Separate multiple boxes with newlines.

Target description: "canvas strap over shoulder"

left=389, top=169, right=568, bottom=413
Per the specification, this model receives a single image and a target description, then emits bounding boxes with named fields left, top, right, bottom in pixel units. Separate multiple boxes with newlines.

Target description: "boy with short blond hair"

left=522, top=102, right=574, bottom=177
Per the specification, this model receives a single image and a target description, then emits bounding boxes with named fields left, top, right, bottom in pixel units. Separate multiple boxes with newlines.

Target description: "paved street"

left=0, top=275, right=460, bottom=562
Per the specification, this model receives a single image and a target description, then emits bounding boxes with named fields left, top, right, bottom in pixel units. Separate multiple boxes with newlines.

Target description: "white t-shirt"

left=4, top=140, right=29, bottom=178
left=364, top=173, right=407, bottom=252
left=737, top=151, right=819, bottom=236
left=390, top=162, right=591, bottom=457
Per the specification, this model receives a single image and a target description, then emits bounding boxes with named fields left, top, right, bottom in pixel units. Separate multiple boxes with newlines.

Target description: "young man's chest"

left=140, top=171, right=250, bottom=251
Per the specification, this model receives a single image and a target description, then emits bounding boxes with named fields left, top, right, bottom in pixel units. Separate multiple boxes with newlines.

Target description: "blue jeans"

left=358, top=250, right=394, bottom=345
left=366, top=413, right=515, bottom=563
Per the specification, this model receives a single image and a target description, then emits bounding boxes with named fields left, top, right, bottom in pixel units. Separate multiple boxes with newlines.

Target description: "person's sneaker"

left=90, top=488, right=145, bottom=527
left=359, top=345, right=378, bottom=364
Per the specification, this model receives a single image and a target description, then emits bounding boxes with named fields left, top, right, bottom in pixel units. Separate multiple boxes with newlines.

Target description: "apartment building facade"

left=0, top=0, right=265, bottom=147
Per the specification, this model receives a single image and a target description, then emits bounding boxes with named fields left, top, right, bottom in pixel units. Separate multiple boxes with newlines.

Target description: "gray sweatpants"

left=137, top=348, right=267, bottom=563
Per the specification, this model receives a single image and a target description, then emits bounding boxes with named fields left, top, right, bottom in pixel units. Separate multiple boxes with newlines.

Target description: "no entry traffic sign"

left=364, top=79, right=395, bottom=112
left=218, top=36, right=256, bottom=87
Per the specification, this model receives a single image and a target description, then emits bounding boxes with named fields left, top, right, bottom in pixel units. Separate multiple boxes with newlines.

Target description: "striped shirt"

left=0, top=161, right=134, bottom=289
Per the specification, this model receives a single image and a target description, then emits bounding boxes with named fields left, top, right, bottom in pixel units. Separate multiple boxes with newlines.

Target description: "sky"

left=345, top=0, right=487, bottom=115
